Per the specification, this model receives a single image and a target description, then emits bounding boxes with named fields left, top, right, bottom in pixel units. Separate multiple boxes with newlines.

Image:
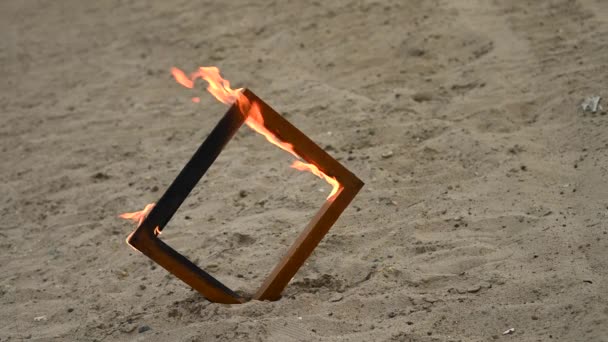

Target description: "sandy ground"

left=2, top=0, right=608, bottom=341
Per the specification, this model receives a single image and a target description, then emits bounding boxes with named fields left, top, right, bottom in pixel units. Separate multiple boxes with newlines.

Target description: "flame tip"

left=119, top=203, right=156, bottom=227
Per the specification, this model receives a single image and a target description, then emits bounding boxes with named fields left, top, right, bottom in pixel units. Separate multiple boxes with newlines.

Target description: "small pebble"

left=120, top=324, right=137, bottom=333
left=502, top=328, right=515, bottom=335
left=91, top=172, right=110, bottom=180
left=329, top=294, right=343, bottom=302
left=467, top=285, right=482, bottom=293
left=138, top=325, right=151, bottom=333
left=381, top=151, right=394, bottom=159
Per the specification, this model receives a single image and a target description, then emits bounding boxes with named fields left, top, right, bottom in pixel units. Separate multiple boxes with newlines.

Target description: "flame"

left=171, top=66, right=241, bottom=105
left=170, top=68, right=194, bottom=89
left=119, top=203, right=155, bottom=227
left=119, top=203, right=160, bottom=251
left=170, top=66, right=340, bottom=198
left=244, top=102, right=299, bottom=160
left=291, top=160, right=340, bottom=199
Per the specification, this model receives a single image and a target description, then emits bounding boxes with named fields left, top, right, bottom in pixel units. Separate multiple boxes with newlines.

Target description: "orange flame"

left=171, top=67, right=241, bottom=105
left=119, top=203, right=158, bottom=250
left=170, top=66, right=340, bottom=198
left=244, top=102, right=299, bottom=160
left=119, top=203, right=155, bottom=227
left=291, top=160, right=340, bottom=199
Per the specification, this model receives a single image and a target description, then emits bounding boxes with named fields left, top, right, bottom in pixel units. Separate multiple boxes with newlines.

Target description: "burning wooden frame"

left=126, top=89, right=363, bottom=304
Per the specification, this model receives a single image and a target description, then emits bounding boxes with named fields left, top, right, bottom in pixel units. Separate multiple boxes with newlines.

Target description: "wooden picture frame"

left=127, top=89, right=363, bottom=303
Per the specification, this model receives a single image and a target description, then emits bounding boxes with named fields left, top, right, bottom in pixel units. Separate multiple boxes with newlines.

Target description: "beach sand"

left=2, top=0, right=608, bottom=340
